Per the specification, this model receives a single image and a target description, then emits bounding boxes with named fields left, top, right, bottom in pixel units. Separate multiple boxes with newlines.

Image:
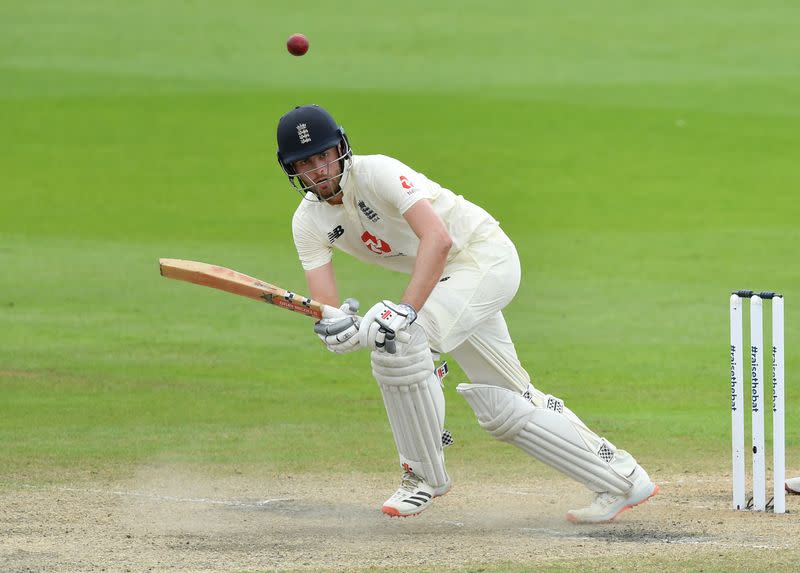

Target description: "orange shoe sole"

left=381, top=506, right=421, bottom=518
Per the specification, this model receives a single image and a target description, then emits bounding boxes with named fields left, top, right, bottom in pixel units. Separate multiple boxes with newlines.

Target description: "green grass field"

left=2, top=1, right=800, bottom=571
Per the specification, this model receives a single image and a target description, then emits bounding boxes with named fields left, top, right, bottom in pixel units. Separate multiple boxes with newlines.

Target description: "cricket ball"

left=287, top=33, right=309, bottom=56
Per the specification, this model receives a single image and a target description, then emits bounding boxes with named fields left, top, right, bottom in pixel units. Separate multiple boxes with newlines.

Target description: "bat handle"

left=320, top=304, right=341, bottom=320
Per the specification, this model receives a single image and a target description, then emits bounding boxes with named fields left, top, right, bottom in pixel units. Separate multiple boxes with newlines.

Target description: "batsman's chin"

left=318, top=188, right=343, bottom=204
left=317, top=183, right=338, bottom=195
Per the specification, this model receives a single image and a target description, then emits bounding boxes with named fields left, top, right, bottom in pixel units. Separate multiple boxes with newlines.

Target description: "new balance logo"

left=296, top=123, right=311, bottom=144
left=327, top=225, right=344, bottom=243
left=357, top=200, right=380, bottom=222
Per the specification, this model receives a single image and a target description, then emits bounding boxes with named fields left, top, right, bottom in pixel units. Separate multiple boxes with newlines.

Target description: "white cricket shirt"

left=291, top=154, right=498, bottom=273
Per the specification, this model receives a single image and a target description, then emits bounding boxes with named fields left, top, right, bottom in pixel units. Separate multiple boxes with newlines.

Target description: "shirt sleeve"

left=368, top=156, right=434, bottom=214
left=292, top=209, right=332, bottom=271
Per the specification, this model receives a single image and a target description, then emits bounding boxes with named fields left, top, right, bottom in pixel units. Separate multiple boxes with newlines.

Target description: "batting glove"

left=313, top=298, right=362, bottom=354
left=358, top=300, right=417, bottom=354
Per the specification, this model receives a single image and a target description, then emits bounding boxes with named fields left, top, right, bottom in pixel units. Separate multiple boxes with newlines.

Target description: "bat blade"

left=159, top=258, right=327, bottom=320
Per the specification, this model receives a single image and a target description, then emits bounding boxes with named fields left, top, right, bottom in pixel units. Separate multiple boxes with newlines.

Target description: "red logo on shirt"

left=399, top=175, right=413, bottom=189
left=361, top=231, right=392, bottom=255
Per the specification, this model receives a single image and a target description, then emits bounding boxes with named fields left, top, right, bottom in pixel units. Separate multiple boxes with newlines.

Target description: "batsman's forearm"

left=304, top=262, right=341, bottom=308
left=401, top=235, right=452, bottom=311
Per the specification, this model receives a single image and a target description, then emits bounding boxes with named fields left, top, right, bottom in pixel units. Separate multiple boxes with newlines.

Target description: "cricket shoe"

left=566, top=465, right=659, bottom=524
left=381, top=471, right=451, bottom=517
left=785, top=477, right=800, bottom=494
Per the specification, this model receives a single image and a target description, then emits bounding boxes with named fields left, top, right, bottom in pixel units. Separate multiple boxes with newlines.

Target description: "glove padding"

left=358, top=300, right=417, bottom=354
left=313, top=298, right=362, bottom=354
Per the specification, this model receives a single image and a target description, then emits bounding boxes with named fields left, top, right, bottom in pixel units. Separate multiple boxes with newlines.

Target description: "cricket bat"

left=159, top=258, right=335, bottom=320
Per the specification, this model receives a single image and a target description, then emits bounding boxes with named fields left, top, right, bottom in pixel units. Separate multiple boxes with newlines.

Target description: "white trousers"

left=417, top=225, right=530, bottom=393
left=418, top=226, right=639, bottom=489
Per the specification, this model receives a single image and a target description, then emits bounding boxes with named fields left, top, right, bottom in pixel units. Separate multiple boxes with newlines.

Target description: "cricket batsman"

left=276, top=104, right=659, bottom=523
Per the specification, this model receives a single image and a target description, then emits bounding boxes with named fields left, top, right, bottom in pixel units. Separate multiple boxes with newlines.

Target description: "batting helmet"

left=276, top=104, right=351, bottom=177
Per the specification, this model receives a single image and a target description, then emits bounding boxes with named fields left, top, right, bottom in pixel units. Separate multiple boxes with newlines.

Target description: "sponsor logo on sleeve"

left=327, top=225, right=345, bottom=243
left=399, top=175, right=418, bottom=196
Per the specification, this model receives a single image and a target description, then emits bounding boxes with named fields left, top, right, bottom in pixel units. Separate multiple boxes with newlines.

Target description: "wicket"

left=729, top=290, right=785, bottom=513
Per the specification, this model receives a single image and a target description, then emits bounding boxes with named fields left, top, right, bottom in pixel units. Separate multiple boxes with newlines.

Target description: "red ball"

left=286, top=33, right=309, bottom=56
